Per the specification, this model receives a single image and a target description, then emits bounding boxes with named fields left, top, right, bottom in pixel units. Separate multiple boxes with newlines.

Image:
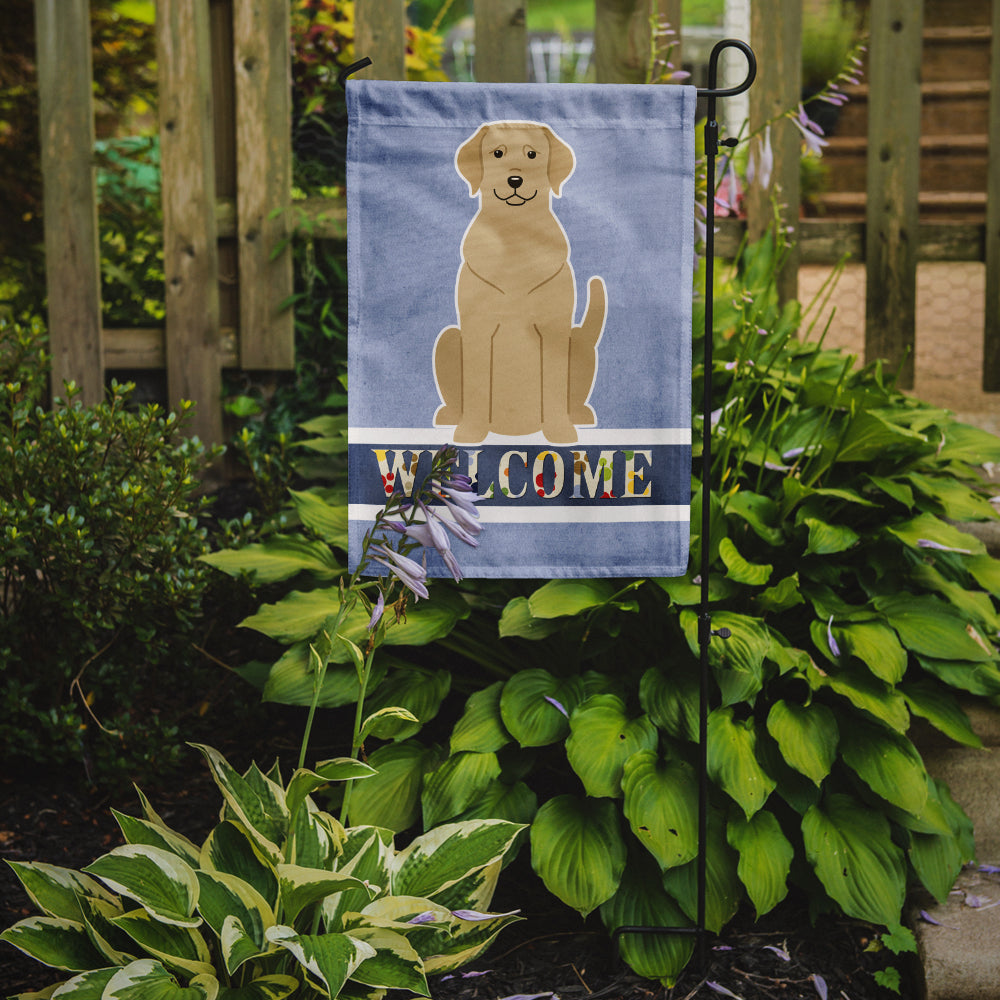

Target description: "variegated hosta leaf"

left=4, top=862, right=118, bottom=922
left=195, top=871, right=274, bottom=974
left=214, top=975, right=299, bottom=1000
left=112, top=811, right=202, bottom=868
left=277, top=864, right=376, bottom=925
left=344, top=926, right=429, bottom=995
left=727, top=810, right=793, bottom=918
left=391, top=820, right=524, bottom=901
left=77, top=894, right=136, bottom=966
left=838, top=718, right=929, bottom=817
left=450, top=681, right=511, bottom=754
left=83, top=846, right=200, bottom=928
left=110, top=908, right=214, bottom=979
left=621, top=751, right=699, bottom=871
left=200, top=822, right=278, bottom=910
left=424, top=859, right=501, bottom=915
left=323, top=829, right=393, bottom=931
left=285, top=760, right=376, bottom=823
left=288, top=802, right=344, bottom=870
left=102, top=958, right=218, bottom=999
left=661, top=810, right=742, bottom=934
left=565, top=695, right=658, bottom=799
left=599, top=854, right=694, bottom=987
left=191, top=745, right=287, bottom=863
left=0, top=916, right=107, bottom=971
left=706, top=707, right=776, bottom=819
left=765, top=700, right=838, bottom=786
left=46, top=966, right=118, bottom=997
left=499, top=669, right=585, bottom=747
left=421, top=906, right=523, bottom=975
left=265, top=926, right=375, bottom=998
left=529, top=795, right=626, bottom=917
left=802, top=793, right=906, bottom=926
left=347, top=740, right=443, bottom=833
left=421, top=751, right=502, bottom=829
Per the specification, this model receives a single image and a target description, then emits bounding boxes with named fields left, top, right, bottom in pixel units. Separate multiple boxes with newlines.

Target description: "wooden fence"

left=33, top=0, right=1000, bottom=445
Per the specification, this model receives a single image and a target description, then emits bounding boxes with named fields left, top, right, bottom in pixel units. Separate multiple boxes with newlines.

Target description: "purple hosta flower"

left=439, top=494, right=482, bottom=538
left=917, top=538, right=973, bottom=555
left=979, top=864, right=1000, bottom=874
left=791, top=104, right=829, bottom=156
left=919, top=909, right=958, bottom=929
left=706, top=983, right=742, bottom=999
left=370, top=543, right=429, bottom=600
left=407, top=911, right=438, bottom=925
left=746, top=124, right=774, bottom=190
left=827, top=615, right=841, bottom=657
left=496, top=994, right=557, bottom=1000
left=811, top=974, right=828, bottom=1000
left=387, top=505, right=464, bottom=582
left=544, top=695, right=569, bottom=718
left=441, top=970, right=493, bottom=982
left=367, top=590, right=385, bottom=631
left=763, top=944, right=790, bottom=962
left=451, top=908, right=521, bottom=921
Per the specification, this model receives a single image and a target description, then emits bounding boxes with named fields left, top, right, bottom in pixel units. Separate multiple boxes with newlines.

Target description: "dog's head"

left=455, top=121, right=576, bottom=206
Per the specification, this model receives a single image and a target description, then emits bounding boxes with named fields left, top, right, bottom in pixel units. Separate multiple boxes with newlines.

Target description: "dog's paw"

left=570, top=404, right=596, bottom=425
left=433, top=405, right=460, bottom=427
left=542, top=420, right=578, bottom=444
left=453, top=421, right=488, bottom=444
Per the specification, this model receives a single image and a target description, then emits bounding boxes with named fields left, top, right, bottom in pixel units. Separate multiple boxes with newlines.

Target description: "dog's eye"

left=493, top=149, right=503, bottom=159
left=527, top=150, right=537, bottom=159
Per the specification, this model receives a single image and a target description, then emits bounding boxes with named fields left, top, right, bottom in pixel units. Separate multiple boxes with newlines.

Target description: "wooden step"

left=813, top=190, right=987, bottom=222
left=922, top=25, right=992, bottom=83
left=822, top=134, right=989, bottom=193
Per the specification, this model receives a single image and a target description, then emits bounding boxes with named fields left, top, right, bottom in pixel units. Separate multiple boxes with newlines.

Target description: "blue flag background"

left=347, top=80, right=696, bottom=578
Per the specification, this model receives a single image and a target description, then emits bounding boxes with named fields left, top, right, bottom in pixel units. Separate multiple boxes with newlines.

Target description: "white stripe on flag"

left=349, top=504, right=690, bottom=524
left=348, top=427, right=691, bottom=446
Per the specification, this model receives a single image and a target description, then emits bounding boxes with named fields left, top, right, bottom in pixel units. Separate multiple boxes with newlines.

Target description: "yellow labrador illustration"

left=433, top=121, right=607, bottom=444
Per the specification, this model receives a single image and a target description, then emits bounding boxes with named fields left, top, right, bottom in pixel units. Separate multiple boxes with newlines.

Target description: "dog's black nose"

left=507, top=175, right=523, bottom=190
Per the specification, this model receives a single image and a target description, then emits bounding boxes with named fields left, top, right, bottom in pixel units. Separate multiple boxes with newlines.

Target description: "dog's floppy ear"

left=544, top=127, right=576, bottom=197
left=455, top=125, right=490, bottom=196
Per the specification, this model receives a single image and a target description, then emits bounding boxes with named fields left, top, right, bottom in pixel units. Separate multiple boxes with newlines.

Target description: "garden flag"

left=346, top=80, right=696, bottom=578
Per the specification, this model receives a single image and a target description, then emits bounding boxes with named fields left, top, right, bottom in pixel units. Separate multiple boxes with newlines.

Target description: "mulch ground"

left=1, top=737, right=913, bottom=1000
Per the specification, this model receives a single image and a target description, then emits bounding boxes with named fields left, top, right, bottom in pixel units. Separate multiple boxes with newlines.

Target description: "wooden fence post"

left=746, top=0, right=801, bottom=305
left=157, top=0, right=223, bottom=445
left=233, top=0, right=294, bottom=370
left=34, top=0, right=104, bottom=405
left=983, top=0, right=1000, bottom=390
left=354, top=0, right=407, bottom=80
left=594, top=0, right=652, bottom=84
left=865, top=0, right=923, bottom=389
left=474, top=0, right=527, bottom=83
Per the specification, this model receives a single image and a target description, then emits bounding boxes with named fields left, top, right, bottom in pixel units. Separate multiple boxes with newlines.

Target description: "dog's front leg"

left=538, top=328, right=577, bottom=444
left=453, top=327, right=494, bottom=443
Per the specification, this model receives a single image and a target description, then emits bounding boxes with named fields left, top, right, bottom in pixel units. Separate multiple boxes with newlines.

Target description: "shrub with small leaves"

left=0, top=318, right=220, bottom=783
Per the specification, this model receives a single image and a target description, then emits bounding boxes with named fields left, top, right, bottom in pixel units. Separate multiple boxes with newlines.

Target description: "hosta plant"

left=1, top=743, right=523, bottom=999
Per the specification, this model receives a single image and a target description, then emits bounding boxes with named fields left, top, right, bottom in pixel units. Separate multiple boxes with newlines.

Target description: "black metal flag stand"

left=339, top=37, right=758, bottom=974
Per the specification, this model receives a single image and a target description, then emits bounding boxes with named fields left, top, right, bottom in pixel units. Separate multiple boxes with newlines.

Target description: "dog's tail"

left=576, top=276, right=607, bottom=346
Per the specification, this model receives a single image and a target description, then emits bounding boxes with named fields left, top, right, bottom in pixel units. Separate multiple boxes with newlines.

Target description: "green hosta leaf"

left=450, top=682, right=511, bottom=754
left=200, top=535, right=341, bottom=584
left=727, top=811, right=793, bottom=917
left=103, top=959, right=218, bottom=1000
left=839, top=719, right=929, bottom=817
left=661, top=810, right=741, bottom=933
left=216, top=976, right=299, bottom=1000
left=809, top=661, right=910, bottom=732
left=916, top=655, right=1000, bottom=697
left=265, top=926, right=375, bottom=997
left=906, top=473, right=998, bottom=522
left=935, top=421, right=1000, bottom=464
left=260, top=643, right=388, bottom=709
left=346, top=926, right=428, bottom=994
left=277, top=865, right=374, bottom=925
left=835, top=621, right=907, bottom=684
left=497, top=596, right=564, bottom=639
left=599, top=854, right=694, bottom=987
left=724, top=490, right=784, bottom=545
left=200, top=822, right=278, bottom=910
left=621, top=751, right=698, bottom=871
left=530, top=795, right=626, bottom=917
left=362, top=667, right=451, bottom=740
left=874, top=594, right=995, bottom=662
left=707, top=708, right=776, bottom=818
left=718, top=537, right=772, bottom=586
left=527, top=579, right=616, bottom=618
left=885, top=512, right=985, bottom=556
left=755, top=573, right=804, bottom=614
left=111, top=908, right=214, bottom=978
left=911, top=562, right=1000, bottom=633
left=901, top=680, right=982, bottom=748
left=680, top=610, right=770, bottom=706
left=909, top=826, right=965, bottom=905
left=639, top=664, right=699, bottom=742
left=83, top=846, right=200, bottom=928
left=835, top=410, right=927, bottom=463
left=112, top=812, right=201, bottom=868
left=565, top=695, right=658, bottom=798
left=421, top=751, right=502, bottom=828
left=967, top=553, right=1000, bottom=597
left=655, top=572, right=737, bottom=606
left=0, top=916, right=107, bottom=971
left=195, top=871, right=273, bottom=974
left=866, top=474, right=914, bottom=509
left=288, top=488, right=349, bottom=547
left=802, top=793, right=906, bottom=926
left=452, top=779, right=538, bottom=827
left=765, top=700, right=838, bottom=786
left=803, top=517, right=859, bottom=556
left=190, top=746, right=287, bottom=862
left=393, top=820, right=524, bottom=901
left=4, top=862, right=118, bottom=923
left=499, top=670, right=584, bottom=747
left=347, top=740, right=442, bottom=832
